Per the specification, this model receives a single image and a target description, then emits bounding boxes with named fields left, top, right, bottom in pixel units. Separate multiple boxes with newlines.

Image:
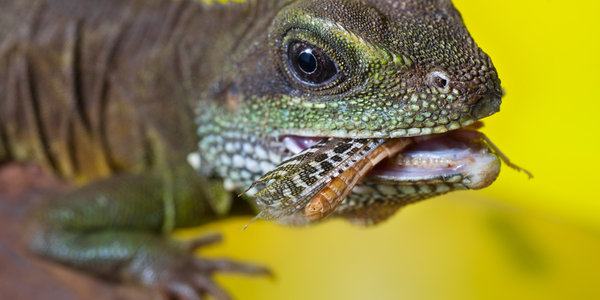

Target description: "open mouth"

left=281, top=127, right=501, bottom=190
left=249, top=122, right=529, bottom=224
left=367, top=130, right=501, bottom=190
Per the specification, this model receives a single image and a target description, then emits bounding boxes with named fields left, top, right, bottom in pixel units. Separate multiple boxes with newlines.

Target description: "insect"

left=305, top=138, right=412, bottom=221
left=247, top=138, right=412, bottom=222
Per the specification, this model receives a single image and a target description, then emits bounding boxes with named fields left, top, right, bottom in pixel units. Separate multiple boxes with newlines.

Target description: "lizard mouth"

left=248, top=122, right=530, bottom=224
left=281, top=127, right=501, bottom=190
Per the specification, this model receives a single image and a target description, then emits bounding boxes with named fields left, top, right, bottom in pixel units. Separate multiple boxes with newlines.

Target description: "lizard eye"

left=288, top=42, right=338, bottom=86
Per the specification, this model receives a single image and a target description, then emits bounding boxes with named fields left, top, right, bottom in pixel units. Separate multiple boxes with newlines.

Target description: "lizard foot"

left=135, top=233, right=270, bottom=300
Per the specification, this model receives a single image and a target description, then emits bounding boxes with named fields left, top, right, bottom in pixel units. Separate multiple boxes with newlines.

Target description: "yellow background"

left=184, top=1, right=600, bottom=299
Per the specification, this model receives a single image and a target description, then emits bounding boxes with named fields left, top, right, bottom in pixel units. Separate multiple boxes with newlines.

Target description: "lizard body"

left=0, top=0, right=503, bottom=298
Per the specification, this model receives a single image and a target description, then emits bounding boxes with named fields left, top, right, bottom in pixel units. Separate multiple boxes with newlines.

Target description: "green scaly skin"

left=0, top=0, right=502, bottom=299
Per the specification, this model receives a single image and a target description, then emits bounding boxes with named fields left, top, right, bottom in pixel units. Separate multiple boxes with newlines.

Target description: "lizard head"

left=202, top=0, right=502, bottom=138
left=196, top=0, right=505, bottom=224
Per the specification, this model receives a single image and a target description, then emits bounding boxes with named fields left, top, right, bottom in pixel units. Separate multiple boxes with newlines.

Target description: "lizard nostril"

left=428, top=71, right=451, bottom=90
left=433, top=76, right=447, bottom=88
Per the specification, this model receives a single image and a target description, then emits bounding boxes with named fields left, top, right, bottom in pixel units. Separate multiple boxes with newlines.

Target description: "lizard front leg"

left=28, top=166, right=268, bottom=300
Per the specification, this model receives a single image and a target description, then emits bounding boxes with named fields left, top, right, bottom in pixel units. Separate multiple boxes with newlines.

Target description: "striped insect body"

left=246, top=138, right=406, bottom=222
left=305, top=138, right=412, bottom=221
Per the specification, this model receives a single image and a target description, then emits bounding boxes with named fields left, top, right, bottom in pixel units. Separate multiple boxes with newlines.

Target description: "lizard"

left=0, top=0, right=505, bottom=299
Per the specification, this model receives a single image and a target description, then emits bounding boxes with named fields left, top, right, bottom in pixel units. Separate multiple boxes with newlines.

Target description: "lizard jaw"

left=367, top=130, right=500, bottom=190
left=258, top=128, right=505, bottom=226
left=280, top=128, right=501, bottom=191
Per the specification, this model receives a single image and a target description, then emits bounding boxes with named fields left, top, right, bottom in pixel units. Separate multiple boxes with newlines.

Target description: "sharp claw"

left=186, top=233, right=223, bottom=251
left=193, top=276, right=232, bottom=300
left=151, top=234, right=270, bottom=299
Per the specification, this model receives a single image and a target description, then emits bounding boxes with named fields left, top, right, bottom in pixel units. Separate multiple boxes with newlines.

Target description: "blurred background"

left=185, top=0, right=600, bottom=299
left=1, top=1, right=598, bottom=299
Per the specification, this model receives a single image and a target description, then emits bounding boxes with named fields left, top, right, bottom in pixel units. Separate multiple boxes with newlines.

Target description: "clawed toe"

left=185, top=233, right=224, bottom=251
left=194, top=258, right=272, bottom=277
left=152, top=234, right=271, bottom=300
left=184, top=233, right=272, bottom=276
left=159, top=276, right=231, bottom=300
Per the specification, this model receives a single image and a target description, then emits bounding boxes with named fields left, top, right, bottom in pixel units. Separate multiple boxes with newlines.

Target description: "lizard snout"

left=470, top=93, right=502, bottom=119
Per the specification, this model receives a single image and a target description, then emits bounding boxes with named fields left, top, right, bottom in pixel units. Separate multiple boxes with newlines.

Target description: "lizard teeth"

left=282, top=136, right=322, bottom=154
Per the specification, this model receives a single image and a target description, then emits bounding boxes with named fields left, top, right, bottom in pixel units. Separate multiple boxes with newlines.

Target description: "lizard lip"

left=367, top=130, right=500, bottom=189
left=282, top=128, right=501, bottom=190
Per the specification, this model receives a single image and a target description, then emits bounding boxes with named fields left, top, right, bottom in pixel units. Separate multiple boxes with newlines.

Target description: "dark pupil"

left=298, top=50, right=317, bottom=74
left=288, top=42, right=338, bottom=86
